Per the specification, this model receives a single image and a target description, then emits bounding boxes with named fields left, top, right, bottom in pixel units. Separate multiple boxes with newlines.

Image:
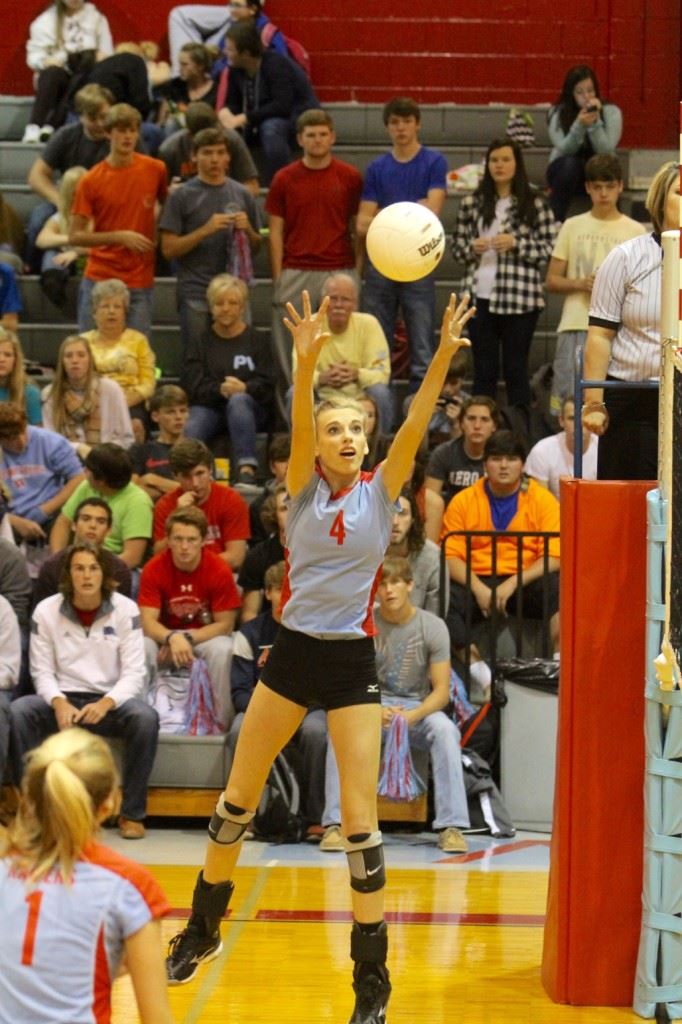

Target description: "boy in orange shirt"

left=70, top=103, right=168, bottom=338
left=441, top=430, right=560, bottom=672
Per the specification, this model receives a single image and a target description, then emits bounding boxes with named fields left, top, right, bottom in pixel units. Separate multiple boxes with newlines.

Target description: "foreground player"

left=0, top=729, right=173, bottom=1024
left=165, top=290, right=474, bottom=1022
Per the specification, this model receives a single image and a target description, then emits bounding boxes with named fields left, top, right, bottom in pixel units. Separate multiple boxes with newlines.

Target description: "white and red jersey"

left=281, top=465, right=395, bottom=638
left=0, top=841, right=170, bottom=1024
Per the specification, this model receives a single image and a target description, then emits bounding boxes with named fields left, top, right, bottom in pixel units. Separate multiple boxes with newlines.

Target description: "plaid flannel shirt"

left=451, top=193, right=557, bottom=314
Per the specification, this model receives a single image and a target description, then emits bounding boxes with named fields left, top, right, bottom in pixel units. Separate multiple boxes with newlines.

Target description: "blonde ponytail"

left=4, top=730, right=119, bottom=883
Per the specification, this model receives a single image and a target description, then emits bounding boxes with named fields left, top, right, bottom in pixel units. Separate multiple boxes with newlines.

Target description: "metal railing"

left=439, top=528, right=559, bottom=685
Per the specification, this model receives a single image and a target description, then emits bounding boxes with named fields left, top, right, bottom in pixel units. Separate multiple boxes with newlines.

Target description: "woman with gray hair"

left=81, top=277, right=156, bottom=442
left=583, top=161, right=680, bottom=479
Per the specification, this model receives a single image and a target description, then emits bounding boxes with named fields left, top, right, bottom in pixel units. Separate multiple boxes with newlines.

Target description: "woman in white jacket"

left=24, top=0, right=113, bottom=143
left=42, top=334, right=134, bottom=459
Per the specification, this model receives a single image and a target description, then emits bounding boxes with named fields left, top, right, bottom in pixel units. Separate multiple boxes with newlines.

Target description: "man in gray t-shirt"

left=322, top=556, right=469, bottom=854
left=159, top=126, right=262, bottom=349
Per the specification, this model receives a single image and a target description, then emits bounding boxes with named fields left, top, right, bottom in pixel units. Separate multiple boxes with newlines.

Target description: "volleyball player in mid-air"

left=0, top=729, right=173, bottom=1024
left=165, top=289, right=475, bottom=1023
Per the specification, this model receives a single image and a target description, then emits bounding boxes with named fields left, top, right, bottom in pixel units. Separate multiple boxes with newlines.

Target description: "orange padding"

left=541, top=480, right=654, bottom=1006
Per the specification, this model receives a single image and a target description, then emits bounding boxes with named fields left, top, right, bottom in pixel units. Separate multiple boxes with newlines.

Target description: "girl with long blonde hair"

left=0, top=729, right=174, bottom=1024
left=0, top=328, right=42, bottom=424
left=42, top=334, right=134, bottom=458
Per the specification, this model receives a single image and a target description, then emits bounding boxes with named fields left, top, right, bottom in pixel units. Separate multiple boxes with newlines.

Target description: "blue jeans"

left=25, top=201, right=56, bottom=273
left=547, top=154, right=586, bottom=222
left=186, top=393, right=269, bottom=467
left=78, top=277, right=154, bottom=337
left=468, top=297, right=540, bottom=408
left=363, top=262, right=437, bottom=391
left=252, top=117, right=293, bottom=185
left=10, top=693, right=159, bottom=820
left=323, top=707, right=469, bottom=831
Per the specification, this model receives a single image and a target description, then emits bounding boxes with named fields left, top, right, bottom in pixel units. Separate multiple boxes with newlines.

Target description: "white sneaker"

left=39, top=125, right=54, bottom=142
left=319, top=824, right=344, bottom=852
left=22, top=124, right=41, bottom=144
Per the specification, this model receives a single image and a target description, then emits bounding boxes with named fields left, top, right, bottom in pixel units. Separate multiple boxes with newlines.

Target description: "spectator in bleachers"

left=321, top=556, right=469, bottom=854
left=181, top=274, right=273, bottom=491
left=0, top=403, right=85, bottom=543
left=80, top=279, right=157, bottom=443
left=410, top=449, right=444, bottom=545
left=385, top=488, right=442, bottom=616
left=23, top=0, right=113, bottom=144
left=247, top=431, right=290, bottom=544
left=239, top=482, right=285, bottom=621
left=357, top=97, right=447, bottom=395
left=442, top=430, right=561, bottom=663
left=153, top=438, right=250, bottom=571
left=266, top=109, right=362, bottom=398
left=35, top=165, right=88, bottom=307
left=546, top=154, right=645, bottom=417
left=359, top=392, right=390, bottom=472
left=27, top=83, right=112, bottom=210
left=0, top=263, right=22, bottom=332
left=140, top=506, right=241, bottom=729
left=0, top=596, right=21, bottom=786
left=159, top=127, right=262, bottom=355
left=35, top=495, right=131, bottom=605
left=50, top=443, right=152, bottom=570
left=81, top=45, right=163, bottom=157
left=230, top=559, right=327, bottom=832
left=0, top=193, right=25, bottom=273
left=452, top=137, right=557, bottom=420
left=290, top=273, right=393, bottom=433
left=70, top=103, right=168, bottom=338
left=168, top=0, right=287, bottom=74
left=525, top=396, right=597, bottom=500
left=41, top=335, right=134, bottom=457
left=130, top=385, right=190, bottom=502
left=157, top=43, right=219, bottom=132
left=583, top=161, right=680, bottom=481
left=11, top=541, right=157, bottom=840
left=426, top=396, right=499, bottom=508
left=218, top=21, right=318, bottom=184
left=159, top=102, right=259, bottom=194
left=0, top=537, right=33, bottom=633
left=546, top=65, right=623, bottom=223
left=0, top=329, right=42, bottom=425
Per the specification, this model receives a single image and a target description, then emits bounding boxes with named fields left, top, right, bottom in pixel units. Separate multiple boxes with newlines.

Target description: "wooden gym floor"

left=107, top=827, right=642, bottom=1024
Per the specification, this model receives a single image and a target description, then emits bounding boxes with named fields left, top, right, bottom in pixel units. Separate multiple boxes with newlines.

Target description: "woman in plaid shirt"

left=452, top=137, right=557, bottom=417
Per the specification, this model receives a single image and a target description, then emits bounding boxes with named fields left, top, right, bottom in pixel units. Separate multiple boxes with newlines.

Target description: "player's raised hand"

left=439, top=292, right=475, bottom=353
left=284, top=290, right=331, bottom=365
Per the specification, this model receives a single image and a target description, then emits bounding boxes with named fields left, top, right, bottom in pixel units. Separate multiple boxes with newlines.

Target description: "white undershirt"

left=474, top=196, right=512, bottom=299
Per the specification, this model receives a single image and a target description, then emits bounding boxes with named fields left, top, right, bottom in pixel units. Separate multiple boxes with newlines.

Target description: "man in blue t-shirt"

left=357, top=97, right=447, bottom=394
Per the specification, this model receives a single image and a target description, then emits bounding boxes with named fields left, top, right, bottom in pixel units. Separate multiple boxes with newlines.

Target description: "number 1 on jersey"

left=329, top=510, right=346, bottom=546
left=22, top=890, right=43, bottom=966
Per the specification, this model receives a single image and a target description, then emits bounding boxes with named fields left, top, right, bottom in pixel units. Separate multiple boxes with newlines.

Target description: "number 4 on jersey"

left=329, top=511, right=346, bottom=546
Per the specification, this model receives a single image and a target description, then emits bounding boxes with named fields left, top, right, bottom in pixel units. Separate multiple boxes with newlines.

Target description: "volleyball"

left=366, top=202, right=445, bottom=282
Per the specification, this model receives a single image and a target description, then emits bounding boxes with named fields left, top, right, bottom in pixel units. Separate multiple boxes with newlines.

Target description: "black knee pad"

left=344, top=831, right=385, bottom=893
left=208, top=799, right=253, bottom=845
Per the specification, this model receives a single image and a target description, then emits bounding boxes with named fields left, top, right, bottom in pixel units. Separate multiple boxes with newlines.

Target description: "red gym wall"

left=2, top=0, right=679, bottom=149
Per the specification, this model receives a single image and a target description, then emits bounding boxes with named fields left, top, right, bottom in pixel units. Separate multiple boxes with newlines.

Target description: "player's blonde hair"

left=4, top=730, right=119, bottom=884
left=314, top=397, right=367, bottom=427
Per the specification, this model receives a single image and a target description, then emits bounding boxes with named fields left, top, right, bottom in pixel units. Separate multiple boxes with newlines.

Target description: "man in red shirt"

left=153, top=438, right=250, bottom=572
left=266, top=108, right=363, bottom=409
left=70, top=102, right=168, bottom=338
left=140, top=505, right=241, bottom=727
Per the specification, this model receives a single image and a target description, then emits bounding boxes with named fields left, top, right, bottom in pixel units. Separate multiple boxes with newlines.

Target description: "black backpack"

left=462, top=748, right=516, bottom=838
left=253, top=746, right=305, bottom=844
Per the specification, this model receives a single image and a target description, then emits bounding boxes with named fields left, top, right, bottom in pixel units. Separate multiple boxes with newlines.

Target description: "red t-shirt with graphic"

left=139, top=548, right=241, bottom=628
left=153, top=482, right=250, bottom=556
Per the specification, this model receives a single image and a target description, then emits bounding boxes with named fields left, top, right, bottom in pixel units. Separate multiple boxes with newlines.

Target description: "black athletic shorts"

left=260, top=625, right=381, bottom=710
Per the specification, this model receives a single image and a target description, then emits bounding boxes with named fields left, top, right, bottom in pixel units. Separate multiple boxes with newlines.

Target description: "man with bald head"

left=289, top=272, right=393, bottom=432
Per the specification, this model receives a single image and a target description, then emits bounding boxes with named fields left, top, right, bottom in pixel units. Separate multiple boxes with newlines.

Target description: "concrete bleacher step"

left=18, top=273, right=565, bottom=328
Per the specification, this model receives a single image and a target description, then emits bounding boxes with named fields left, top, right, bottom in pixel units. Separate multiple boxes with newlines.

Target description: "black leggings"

left=597, top=378, right=658, bottom=481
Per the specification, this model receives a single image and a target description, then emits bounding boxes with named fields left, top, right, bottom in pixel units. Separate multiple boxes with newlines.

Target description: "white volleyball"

left=366, top=201, right=445, bottom=282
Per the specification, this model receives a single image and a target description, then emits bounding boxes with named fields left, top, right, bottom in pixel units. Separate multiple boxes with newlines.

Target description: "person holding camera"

left=546, top=65, right=622, bottom=222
